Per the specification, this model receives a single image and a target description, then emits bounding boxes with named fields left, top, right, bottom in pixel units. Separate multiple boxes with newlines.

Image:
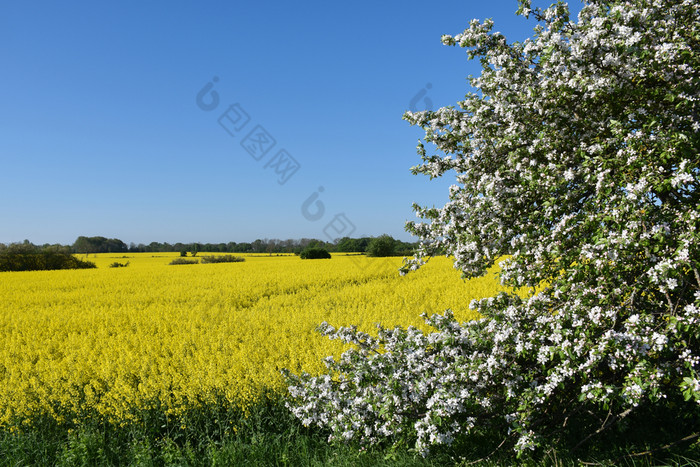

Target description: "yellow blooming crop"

left=0, top=253, right=509, bottom=427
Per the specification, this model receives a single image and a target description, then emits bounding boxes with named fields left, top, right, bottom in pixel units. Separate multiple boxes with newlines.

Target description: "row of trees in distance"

left=0, top=242, right=96, bottom=272
left=1, top=235, right=418, bottom=257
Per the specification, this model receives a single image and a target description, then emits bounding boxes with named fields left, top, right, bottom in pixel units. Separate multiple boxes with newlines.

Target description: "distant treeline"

left=124, top=235, right=418, bottom=256
left=0, top=242, right=96, bottom=272
left=2, top=235, right=419, bottom=257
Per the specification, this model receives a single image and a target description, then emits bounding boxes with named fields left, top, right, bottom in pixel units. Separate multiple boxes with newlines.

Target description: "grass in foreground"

left=2, top=395, right=699, bottom=466
left=0, top=396, right=438, bottom=467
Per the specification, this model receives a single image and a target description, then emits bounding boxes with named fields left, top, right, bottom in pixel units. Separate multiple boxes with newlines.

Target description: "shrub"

left=0, top=243, right=96, bottom=271
left=366, top=235, right=396, bottom=257
left=168, top=258, right=198, bottom=265
left=299, top=247, right=331, bottom=260
left=199, top=255, right=245, bottom=264
left=108, top=261, right=130, bottom=268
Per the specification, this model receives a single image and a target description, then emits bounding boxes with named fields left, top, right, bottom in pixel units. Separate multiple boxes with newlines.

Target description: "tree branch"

left=572, top=406, right=635, bottom=452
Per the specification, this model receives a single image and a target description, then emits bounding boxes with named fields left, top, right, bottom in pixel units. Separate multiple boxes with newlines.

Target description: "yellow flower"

left=0, top=252, right=510, bottom=427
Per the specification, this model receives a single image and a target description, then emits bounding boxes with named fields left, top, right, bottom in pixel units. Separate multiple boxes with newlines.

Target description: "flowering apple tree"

left=284, top=0, right=700, bottom=457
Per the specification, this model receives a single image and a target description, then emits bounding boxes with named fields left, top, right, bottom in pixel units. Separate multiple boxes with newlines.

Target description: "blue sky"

left=0, top=1, right=569, bottom=245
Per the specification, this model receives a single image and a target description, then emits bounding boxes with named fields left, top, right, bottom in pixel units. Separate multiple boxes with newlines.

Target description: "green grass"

left=0, top=396, right=431, bottom=466
left=1, top=396, right=699, bottom=466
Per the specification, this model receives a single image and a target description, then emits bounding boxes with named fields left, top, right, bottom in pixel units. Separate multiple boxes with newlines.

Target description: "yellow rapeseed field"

left=0, top=253, right=508, bottom=427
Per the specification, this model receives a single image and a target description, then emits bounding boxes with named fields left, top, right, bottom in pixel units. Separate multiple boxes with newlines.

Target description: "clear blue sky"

left=0, top=1, right=571, bottom=245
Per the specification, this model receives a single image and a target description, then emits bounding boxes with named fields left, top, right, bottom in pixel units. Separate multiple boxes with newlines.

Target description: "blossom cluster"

left=285, top=0, right=700, bottom=456
left=286, top=293, right=700, bottom=454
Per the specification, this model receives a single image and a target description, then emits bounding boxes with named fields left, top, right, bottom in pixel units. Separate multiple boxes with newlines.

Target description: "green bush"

left=168, top=258, right=198, bottom=265
left=108, top=261, right=130, bottom=268
left=366, top=235, right=396, bottom=257
left=0, top=243, right=96, bottom=272
left=199, top=255, right=245, bottom=264
left=299, top=247, right=331, bottom=259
